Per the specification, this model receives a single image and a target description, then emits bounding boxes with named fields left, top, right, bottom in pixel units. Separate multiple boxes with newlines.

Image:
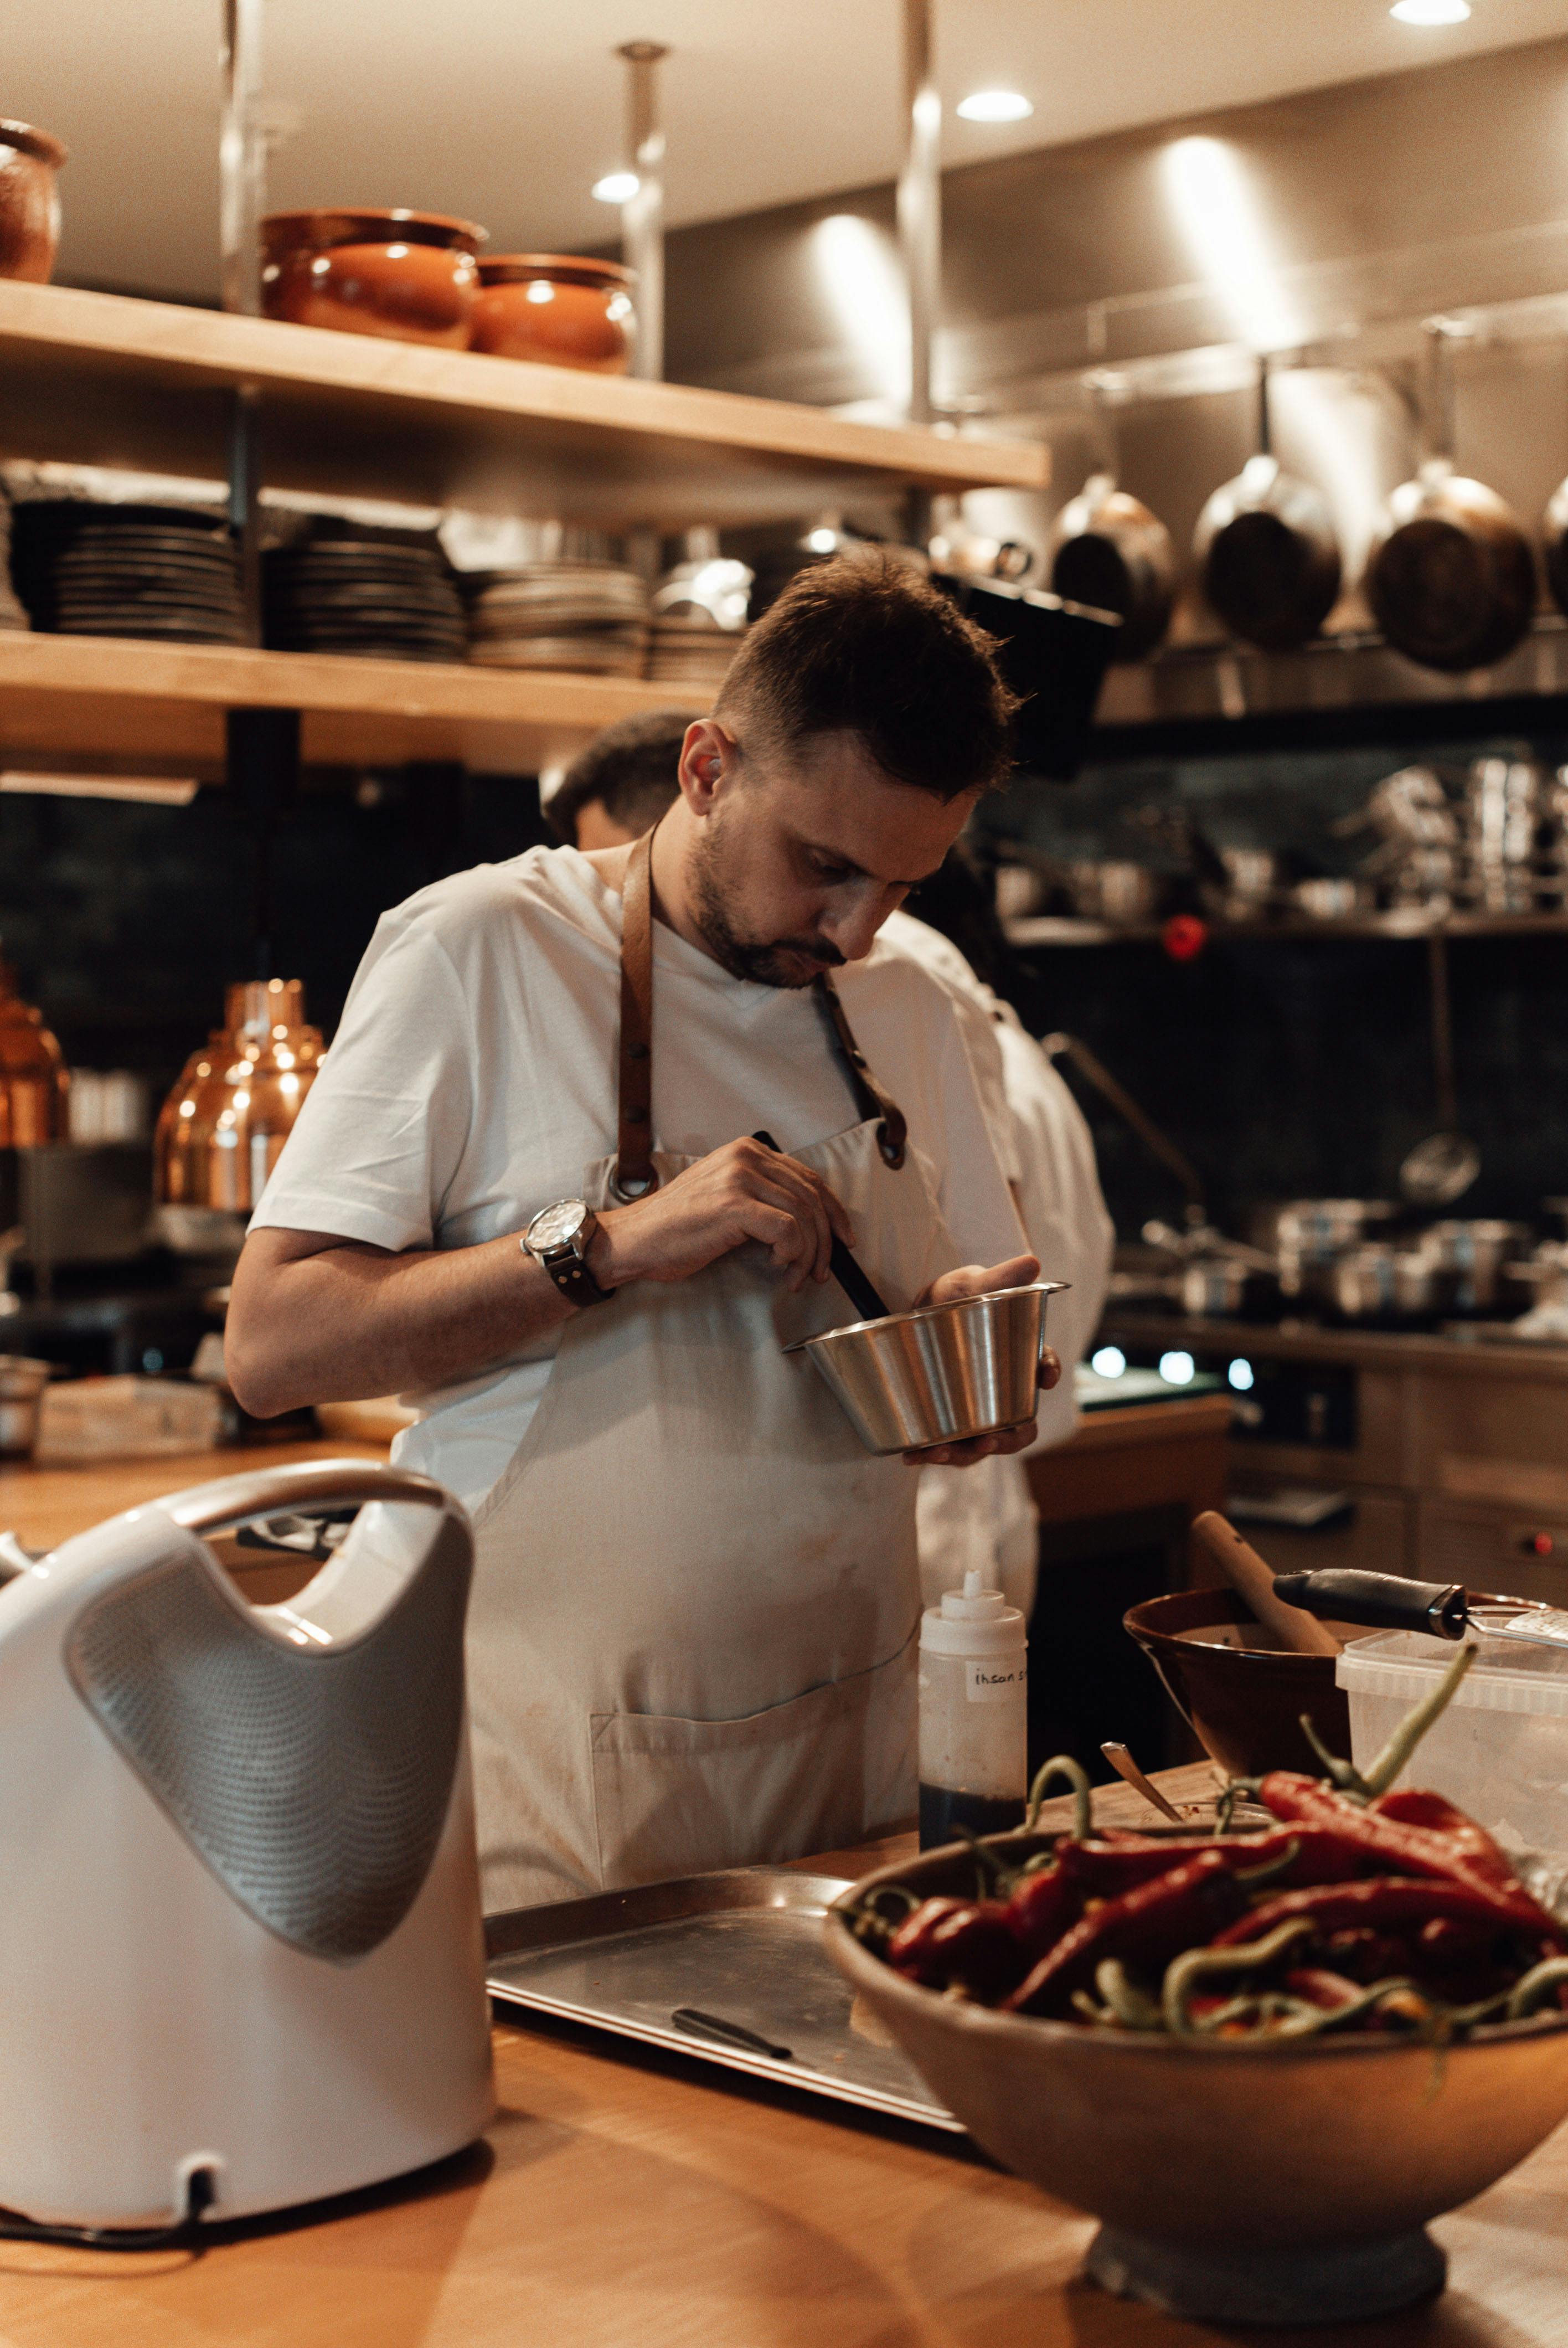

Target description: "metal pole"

left=220, top=0, right=266, bottom=642
left=219, top=0, right=265, bottom=318
left=619, top=41, right=667, bottom=382
left=897, top=0, right=940, bottom=431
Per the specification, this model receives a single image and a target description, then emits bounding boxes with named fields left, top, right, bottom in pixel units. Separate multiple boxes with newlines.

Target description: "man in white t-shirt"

left=548, top=720, right=1115, bottom=1618
left=228, top=553, right=1059, bottom=1910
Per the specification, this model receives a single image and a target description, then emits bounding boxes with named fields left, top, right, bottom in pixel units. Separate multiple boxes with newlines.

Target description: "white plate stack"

left=465, top=561, right=649, bottom=673
left=644, top=617, right=746, bottom=689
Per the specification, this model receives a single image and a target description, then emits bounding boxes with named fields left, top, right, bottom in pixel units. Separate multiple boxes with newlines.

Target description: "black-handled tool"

left=670, top=2007, right=794, bottom=2061
left=1275, top=1567, right=1568, bottom=1652
left=751, top=1130, right=890, bottom=1322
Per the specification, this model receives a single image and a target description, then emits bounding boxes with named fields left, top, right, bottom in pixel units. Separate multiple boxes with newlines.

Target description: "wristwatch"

left=522, top=1199, right=615, bottom=1307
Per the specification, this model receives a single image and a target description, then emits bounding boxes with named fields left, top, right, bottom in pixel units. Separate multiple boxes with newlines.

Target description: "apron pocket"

left=589, top=1630, right=917, bottom=1891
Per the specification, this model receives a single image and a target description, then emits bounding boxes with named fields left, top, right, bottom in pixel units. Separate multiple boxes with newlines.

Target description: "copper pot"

left=1365, top=326, right=1537, bottom=673
left=1194, top=364, right=1342, bottom=653
left=470, top=255, right=635, bottom=373
left=1049, top=472, right=1175, bottom=662
left=0, top=121, right=66, bottom=284
left=0, top=960, right=68, bottom=1146
left=154, top=979, right=324, bottom=1217
left=261, top=209, right=486, bottom=348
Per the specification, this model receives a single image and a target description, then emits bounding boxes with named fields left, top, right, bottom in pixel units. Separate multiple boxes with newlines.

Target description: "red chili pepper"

left=1211, top=1875, right=1562, bottom=1954
left=1048, top=1826, right=1364, bottom=1899
left=1285, top=1967, right=1367, bottom=2012
left=1006, top=1863, right=1083, bottom=1957
left=1371, top=1786, right=1519, bottom=1892
left=1257, top=1773, right=1558, bottom=1935
left=1003, top=1850, right=1247, bottom=2019
left=886, top=1897, right=1022, bottom=1996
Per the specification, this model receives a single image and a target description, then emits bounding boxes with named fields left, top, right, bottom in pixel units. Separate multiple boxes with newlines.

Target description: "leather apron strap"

left=612, top=824, right=909, bottom=1194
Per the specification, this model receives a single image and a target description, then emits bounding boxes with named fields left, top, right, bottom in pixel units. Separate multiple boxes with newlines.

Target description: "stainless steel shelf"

left=1006, top=911, right=1568, bottom=948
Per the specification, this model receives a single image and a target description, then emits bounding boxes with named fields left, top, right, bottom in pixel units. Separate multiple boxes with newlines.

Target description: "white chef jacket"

left=253, top=846, right=1029, bottom=1516
left=880, top=910, right=1115, bottom=1618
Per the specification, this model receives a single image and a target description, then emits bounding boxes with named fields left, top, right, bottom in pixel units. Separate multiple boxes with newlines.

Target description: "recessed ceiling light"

left=1390, top=0, right=1471, bottom=24
left=591, top=170, right=639, bottom=204
left=956, top=89, right=1034, bottom=123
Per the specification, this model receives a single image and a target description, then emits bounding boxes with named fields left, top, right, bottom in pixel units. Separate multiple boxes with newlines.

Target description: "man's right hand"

left=590, top=1137, right=854, bottom=1294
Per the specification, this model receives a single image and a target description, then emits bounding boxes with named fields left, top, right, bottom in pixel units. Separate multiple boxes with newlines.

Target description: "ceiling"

left=14, top=0, right=1568, bottom=302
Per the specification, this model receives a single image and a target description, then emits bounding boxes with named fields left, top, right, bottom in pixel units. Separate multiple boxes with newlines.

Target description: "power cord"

left=0, top=2162, right=218, bottom=2251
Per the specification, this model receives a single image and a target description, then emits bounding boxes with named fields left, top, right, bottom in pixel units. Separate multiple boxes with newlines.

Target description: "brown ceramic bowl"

left=0, top=121, right=66, bottom=283
left=261, top=209, right=486, bottom=348
left=470, top=255, right=635, bottom=373
left=828, top=1839, right=1568, bottom=2324
left=1123, top=1584, right=1351, bottom=1779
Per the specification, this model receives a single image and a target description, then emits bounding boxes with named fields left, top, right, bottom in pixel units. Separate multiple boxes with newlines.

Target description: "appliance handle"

left=163, top=1459, right=454, bottom=1538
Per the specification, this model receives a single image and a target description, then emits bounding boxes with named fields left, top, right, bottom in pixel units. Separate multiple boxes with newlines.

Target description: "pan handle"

left=1272, top=1568, right=1467, bottom=1639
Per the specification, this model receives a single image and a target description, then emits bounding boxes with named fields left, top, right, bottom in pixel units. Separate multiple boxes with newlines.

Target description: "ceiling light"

left=591, top=170, right=639, bottom=204
left=1390, top=1, right=1471, bottom=23
left=956, top=89, right=1033, bottom=123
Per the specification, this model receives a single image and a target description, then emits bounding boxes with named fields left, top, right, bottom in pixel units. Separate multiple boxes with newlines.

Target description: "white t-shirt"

left=253, top=845, right=1027, bottom=1513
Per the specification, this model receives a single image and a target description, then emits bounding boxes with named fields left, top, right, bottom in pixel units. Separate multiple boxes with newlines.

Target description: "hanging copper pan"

left=1048, top=385, right=1174, bottom=663
left=1194, top=361, right=1342, bottom=653
left=1365, top=322, right=1536, bottom=674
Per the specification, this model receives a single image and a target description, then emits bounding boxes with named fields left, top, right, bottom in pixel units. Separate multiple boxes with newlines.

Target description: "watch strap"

left=539, top=1245, right=613, bottom=1306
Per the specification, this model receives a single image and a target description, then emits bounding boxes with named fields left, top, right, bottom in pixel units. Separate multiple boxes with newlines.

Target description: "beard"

left=688, top=817, right=845, bottom=989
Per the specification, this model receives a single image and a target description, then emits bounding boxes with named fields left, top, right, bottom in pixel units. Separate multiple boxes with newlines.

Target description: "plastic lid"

left=921, top=1569, right=1027, bottom=1659
left=1336, top=1630, right=1568, bottom=1718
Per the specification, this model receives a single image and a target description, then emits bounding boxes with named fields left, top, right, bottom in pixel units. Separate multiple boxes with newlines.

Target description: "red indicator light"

left=1162, top=914, right=1208, bottom=964
left=1532, top=1533, right=1555, bottom=1558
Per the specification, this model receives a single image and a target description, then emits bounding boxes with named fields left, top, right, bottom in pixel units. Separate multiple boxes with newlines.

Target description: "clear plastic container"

left=1337, top=1631, right=1568, bottom=1858
left=918, top=1569, right=1027, bottom=1848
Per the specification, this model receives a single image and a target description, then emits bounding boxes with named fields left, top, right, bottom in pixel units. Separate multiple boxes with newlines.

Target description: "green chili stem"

left=1505, top=1956, right=1568, bottom=2021
left=1161, top=1919, right=1317, bottom=2035
left=1025, top=1755, right=1094, bottom=1839
left=1359, top=1644, right=1478, bottom=1800
left=1234, top=1836, right=1302, bottom=1888
left=1095, top=1960, right=1163, bottom=2031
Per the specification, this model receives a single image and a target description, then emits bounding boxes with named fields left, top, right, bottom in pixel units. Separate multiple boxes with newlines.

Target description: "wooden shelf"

left=0, top=283, right=1048, bottom=529
left=0, top=633, right=711, bottom=775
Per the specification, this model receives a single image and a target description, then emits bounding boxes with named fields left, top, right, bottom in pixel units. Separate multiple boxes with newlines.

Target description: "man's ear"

left=677, top=718, right=736, bottom=815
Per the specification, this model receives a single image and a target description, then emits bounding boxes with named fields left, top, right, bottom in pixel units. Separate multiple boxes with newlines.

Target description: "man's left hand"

left=902, top=1252, right=1061, bottom=1469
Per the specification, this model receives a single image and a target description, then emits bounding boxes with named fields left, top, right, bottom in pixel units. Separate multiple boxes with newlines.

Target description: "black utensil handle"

left=1273, top=1568, right=1468, bottom=1639
left=751, top=1130, right=890, bottom=1322
left=670, top=2007, right=794, bottom=2062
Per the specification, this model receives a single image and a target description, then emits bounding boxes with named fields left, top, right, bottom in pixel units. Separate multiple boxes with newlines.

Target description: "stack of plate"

left=9, top=502, right=243, bottom=643
left=465, top=561, right=649, bottom=673
left=0, top=501, right=29, bottom=632
left=263, top=531, right=466, bottom=663
left=644, top=616, right=745, bottom=689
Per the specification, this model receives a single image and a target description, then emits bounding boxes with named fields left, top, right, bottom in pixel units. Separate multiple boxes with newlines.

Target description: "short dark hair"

left=547, top=709, right=689, bottom=843
left=716, top=550, right=1018, bottom=799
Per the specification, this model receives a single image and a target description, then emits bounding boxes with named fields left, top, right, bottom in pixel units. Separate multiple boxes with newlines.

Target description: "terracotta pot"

left=470, top=255, right=635, bottom=373
left=154, top=978, right=324, bottom=1215
left=0, top=121, right=66, bottom=284
left=1123, top=1584, right=1350, bottom=1779
left=0, top=960, right=68, bottom=1146
left=261, top=209, right=486, bottom=348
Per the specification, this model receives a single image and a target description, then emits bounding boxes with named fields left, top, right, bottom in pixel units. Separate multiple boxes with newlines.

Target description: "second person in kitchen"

left=226, top=553, right=1059, bottom=1909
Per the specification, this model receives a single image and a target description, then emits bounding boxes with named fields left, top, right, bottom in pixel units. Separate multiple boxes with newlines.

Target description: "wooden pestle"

left=1191, top=1510, right=1344, bottom=1657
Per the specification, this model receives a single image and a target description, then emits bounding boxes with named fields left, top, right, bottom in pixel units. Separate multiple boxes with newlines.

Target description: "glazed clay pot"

left=0, top=121, right=66, bottom=284
left=261, top=209, right=486, bottom=348
left=470, top=255, right=635, bottom=373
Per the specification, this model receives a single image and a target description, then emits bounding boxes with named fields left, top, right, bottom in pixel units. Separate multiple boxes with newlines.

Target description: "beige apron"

left=468, top=831, right=959, bottom=1911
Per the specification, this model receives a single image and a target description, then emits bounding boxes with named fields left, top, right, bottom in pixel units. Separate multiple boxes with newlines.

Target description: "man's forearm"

left=226, top=1228, right=577, bottom=1417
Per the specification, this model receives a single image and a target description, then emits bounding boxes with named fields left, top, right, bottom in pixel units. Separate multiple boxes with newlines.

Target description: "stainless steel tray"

left=484, top=1867, right=960, bottom=2132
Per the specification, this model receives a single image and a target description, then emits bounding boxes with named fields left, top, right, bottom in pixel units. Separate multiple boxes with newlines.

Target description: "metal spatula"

left=1275, top=1567, right=1568, bottom=1654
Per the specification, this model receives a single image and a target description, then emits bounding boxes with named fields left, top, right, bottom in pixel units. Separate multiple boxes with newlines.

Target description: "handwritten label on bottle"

left=966, top=1659, right=1024, bottom=1705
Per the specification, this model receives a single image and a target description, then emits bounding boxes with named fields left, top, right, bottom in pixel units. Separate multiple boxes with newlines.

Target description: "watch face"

left=529, top=1199, right=587, bottom=1253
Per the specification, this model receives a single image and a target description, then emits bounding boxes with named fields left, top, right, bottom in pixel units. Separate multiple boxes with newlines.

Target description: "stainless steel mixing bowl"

left=785, top=1281, right=1065, bottom=1455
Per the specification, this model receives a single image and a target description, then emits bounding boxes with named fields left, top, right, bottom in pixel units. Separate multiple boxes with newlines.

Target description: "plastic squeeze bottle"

left=917, top=1568, right=1028, bottom=1848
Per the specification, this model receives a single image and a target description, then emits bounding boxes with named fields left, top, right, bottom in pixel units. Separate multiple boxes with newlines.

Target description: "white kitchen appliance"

left=0, top=1458, right=494, bottom=2233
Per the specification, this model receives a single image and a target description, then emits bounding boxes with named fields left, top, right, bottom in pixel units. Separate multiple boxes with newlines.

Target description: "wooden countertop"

left=0, top=1767, right=1564, bottom=2343
left=0, top=1437, right=389, bottom=1556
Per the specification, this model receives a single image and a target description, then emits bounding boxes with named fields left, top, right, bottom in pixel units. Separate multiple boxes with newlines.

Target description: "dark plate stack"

left=0, top=501, right=29, bottom=632
left=644, top=616, right=744, bottom=689
left=263, top=530, right=467, bottom=663
left=9, top=502, right=244, bottom=643
left=465, top=560, right=649, bottom=673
